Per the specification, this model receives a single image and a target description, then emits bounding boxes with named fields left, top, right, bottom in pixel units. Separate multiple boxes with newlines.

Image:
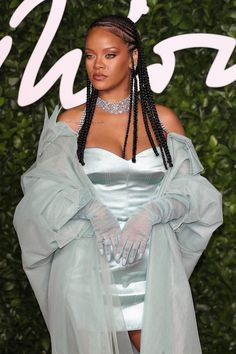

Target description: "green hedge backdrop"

left=0, top=0, right=235, bottom=353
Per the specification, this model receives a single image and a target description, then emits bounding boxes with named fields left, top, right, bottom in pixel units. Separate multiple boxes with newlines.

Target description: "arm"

left=57, top=107, right=121, bottom=259
left=115, top=158, right=222, bottom=268
left=115, top=105, right=187, bottom=264
left=156, top=104, right=185, bottom=136
left=13, top=138, right=93, bottom=327
left=114, top=186, right=190, bottom=265
left=115, top=107, right=223, bottom=268
left=13, top=139, right=93, bottom=267
left=14, top=139, right=120, bottom=267
left=13, top=109, right=120, bottom=326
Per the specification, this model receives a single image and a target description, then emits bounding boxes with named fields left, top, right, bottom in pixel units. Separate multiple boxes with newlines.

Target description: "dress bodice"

left=81, top=147, right=166, bottom=330
left=82, top=147, right=166, bottom=224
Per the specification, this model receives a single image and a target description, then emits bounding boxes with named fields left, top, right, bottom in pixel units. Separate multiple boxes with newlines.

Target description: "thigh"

left=128, top=330, right=141, bottom=352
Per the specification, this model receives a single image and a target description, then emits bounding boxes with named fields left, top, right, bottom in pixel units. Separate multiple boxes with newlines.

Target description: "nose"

left=94, top=56, right=105, bottom=69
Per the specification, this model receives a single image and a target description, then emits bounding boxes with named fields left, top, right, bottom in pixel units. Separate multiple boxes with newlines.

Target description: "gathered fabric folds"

left=13, top=106, right=223, bottom=354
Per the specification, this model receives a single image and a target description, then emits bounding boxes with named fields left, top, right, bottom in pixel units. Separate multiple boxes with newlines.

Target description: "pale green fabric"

left=13, top=105, right=223, bottom=354
left=82, top=145, right=166, bottom=331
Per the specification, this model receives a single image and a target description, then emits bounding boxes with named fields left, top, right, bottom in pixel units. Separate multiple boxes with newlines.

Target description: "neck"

left=96, top=95, right=130, bottom=114
left=98, top=90, right=130, bottom=102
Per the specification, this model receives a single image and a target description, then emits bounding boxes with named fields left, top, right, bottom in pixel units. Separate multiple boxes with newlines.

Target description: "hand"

left=92, top=214, right=121, bottom=262
left=114, top=211, right=153, bottom=266
left=78, top=199, right=121, bottom=262
left=114, top=195, right=189, bottom=265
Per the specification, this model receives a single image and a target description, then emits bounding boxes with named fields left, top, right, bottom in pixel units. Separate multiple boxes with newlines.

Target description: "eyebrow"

left=85, top=47, right=120, bottom=51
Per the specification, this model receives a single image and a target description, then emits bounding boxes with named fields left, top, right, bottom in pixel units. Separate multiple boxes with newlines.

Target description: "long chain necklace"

left=96, top=95, right=130, bottom=114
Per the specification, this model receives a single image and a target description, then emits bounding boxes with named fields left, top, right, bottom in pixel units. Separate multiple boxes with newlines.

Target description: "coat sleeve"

left=167, top=174, right=222, bottom=278
left=13, top=137, right=94, bottom=327
left=159, top=137, right=223, bottom=278
left=13, top=137, right=94, bottom=268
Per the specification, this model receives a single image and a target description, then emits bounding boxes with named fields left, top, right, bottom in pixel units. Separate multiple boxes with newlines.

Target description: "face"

left=85, top=27, right=135, bottom=98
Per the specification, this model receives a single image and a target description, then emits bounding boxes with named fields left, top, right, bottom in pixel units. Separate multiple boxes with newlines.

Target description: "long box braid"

left=77, top=15, right=173, bottom=169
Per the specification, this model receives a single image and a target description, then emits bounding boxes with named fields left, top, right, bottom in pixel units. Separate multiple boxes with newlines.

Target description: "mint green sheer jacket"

left=13, top=106, right=223, bottom=354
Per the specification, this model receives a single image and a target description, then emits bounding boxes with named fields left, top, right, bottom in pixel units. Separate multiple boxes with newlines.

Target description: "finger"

left=104, top=239, right=112, bottom=262
left=97, top=239, right=104, bottom=256
left=128, top=242, right=140, bottom=264
left=135, top=241, right=143, bottom=260
left=110, top=233, right=120, bottom=251
left=110, top=234, right=120, bottom=261
left=114, top=238, right=127, bottom=262
left=137, top=241, right=147, bottom=260
left=122, top=240, right=133, bottom=266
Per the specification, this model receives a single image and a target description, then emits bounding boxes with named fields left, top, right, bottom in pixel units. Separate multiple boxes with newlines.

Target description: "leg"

left=128, top=330, right=141, bottom=352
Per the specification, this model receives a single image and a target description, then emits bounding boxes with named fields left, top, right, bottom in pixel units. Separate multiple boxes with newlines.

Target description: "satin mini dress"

left=82, top=146, right=166, bottom=330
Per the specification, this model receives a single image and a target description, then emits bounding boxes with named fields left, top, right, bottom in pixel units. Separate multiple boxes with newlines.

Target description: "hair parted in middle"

left=77, top=15, right=173, bottom=169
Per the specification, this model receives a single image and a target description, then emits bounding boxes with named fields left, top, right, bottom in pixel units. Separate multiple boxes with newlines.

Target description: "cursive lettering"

left=0, top=0, right=235, bottom=109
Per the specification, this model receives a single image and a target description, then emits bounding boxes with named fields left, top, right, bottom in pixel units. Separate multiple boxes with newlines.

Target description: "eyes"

left=85, top=53, right=117, bottom=60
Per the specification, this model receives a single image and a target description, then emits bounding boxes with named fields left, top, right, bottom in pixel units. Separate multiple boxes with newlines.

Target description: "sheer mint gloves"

left=78, top=199, right=120, bottom=261
left=77, top=196, right=189, bottom=265
left=114, top=195, right=190, bottom=265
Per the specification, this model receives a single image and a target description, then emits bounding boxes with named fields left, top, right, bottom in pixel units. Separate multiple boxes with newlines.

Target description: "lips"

left=93, top=74, right=107, bottom=81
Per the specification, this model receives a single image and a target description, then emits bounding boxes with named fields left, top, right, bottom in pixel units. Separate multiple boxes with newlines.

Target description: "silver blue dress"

left=82, top=146, right=166, bottom=330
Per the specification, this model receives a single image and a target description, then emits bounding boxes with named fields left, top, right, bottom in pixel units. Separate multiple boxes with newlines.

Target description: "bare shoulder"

left=57, top=103, right=86, bottom=132
left=156, top=104, right=185, bottom=135
left=58, top=104, right=86, bottom=122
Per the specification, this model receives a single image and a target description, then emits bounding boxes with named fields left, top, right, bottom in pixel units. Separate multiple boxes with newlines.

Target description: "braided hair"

left=77, top=15, right=173, bottom=168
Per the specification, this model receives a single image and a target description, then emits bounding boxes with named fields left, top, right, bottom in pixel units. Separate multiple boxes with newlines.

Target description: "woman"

left=14, top=15, right=223, bottom=354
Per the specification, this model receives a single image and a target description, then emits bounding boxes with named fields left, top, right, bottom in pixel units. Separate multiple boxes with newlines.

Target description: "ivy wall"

left=0, top=0, right=235, bottom=353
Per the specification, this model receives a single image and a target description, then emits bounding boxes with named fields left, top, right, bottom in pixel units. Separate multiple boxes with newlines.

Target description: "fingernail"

left=99, top=249, right=104, bottom=256
left=129, top=257, right=134, bottom=263
left=122, top=258, right=126, bottom=266
left=115, top=254, right=120, bottom=262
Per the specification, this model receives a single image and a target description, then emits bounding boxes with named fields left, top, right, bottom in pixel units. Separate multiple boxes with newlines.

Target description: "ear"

left=129, top=49, right=138, bottom=69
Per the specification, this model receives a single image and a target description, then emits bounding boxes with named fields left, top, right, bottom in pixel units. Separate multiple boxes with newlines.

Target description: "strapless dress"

left=82, top=147, right=166, bottom=330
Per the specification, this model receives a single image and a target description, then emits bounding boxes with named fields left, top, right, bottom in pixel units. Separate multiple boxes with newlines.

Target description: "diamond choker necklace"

left=96, top=95, right=130, bottom=114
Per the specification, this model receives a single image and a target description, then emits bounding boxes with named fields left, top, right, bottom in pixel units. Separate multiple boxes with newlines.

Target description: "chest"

left=85, top=109, right=157, bottom=160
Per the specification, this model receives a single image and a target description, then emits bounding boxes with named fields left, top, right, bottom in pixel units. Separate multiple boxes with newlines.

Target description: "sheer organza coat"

left=13, top=106, right=223, bottom=354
